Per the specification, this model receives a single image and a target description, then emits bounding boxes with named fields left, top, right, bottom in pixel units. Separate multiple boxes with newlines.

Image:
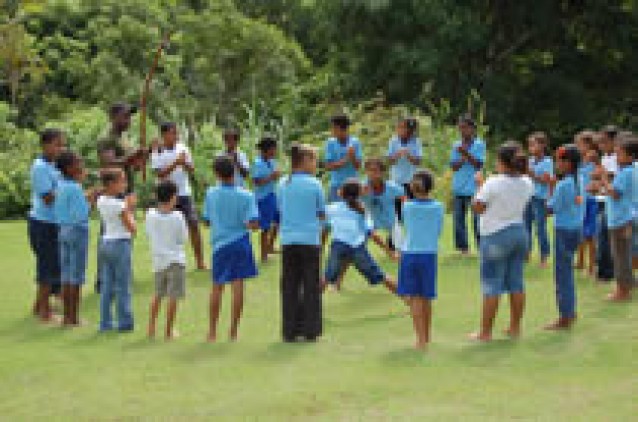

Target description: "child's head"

left=575, top=130, right=596, bottom=156
left=555, top=144, right=581, bottom=177
left=289, top=143, right=318, bottom=174
left=397, top=117, right=418, bottom=140
left=109, top=102, right=135, bottom=133
left=330, top=114, right=351, bottom=140
left=340, top=178, right=365, bottom=215
left=527, top=131, right=549, bottom=157
left=55, top=151, right=84, bottom=182
left=615, top=132, right=638, bottom=166
left=100, top=168, right=127, bottom=195
left=156, top=180, right=178, bottom=209
left=598, top=125, right=618, bottom=154
left=256, top=136, right=277, bottom=159
left=410, top=169, right=434, bottom=198
left=160, top=122, right=178, bottom=147
left=496, top=141, right=527, bottom=175
left=364, top=158, right=386, bottom=182
left=213, top=155, right=235, bottom=184
left=40, top=128, right=65, bottom=159
left=457, top=113, right=476, bottom=141
left=223, top=128, right=240, bottom=151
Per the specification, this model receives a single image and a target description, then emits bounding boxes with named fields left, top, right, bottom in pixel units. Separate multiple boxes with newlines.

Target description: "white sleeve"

left=475, top=178, right=495, bottom=204
left=175, top=213, right=188, bottom=244
left=150, top=152, right=163, bottom=170
left=240, top=152, right=250, bottom=170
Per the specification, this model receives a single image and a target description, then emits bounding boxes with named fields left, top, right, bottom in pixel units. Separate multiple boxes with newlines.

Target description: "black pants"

left=395, top=183, right=414, bottom=222
left=596, top=202, right=614, bottom=280
left=281, top=245, right=322, bottom=341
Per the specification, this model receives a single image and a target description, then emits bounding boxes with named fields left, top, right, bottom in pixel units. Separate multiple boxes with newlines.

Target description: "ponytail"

left=341, top=178, right=365, bottom=215
left=497, top=140, right=527, bottom=175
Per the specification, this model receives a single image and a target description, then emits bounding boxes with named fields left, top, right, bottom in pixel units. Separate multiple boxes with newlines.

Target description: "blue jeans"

left=554, top=228, right=581, bottom=319
left=479, top=224, right=528, bottom=296
left=596, top=203, right=614, bottom=280
left=99, top=239, right=133, bottom=331
left=59, top=224, right=89, bottom=285
left=324, top=241, right=385, bottom=285
left=524, top=197, right=550, bottom=260
left=453, top=195, right=479, bottom=252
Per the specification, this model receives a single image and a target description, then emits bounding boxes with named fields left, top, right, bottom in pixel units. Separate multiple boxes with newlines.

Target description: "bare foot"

left=415, top=341, right=428, bottom=351
left=165, top=330, right=179, bottom=341
left=229, top=333, right=237, bottom=342
left=148, top=326, right=156, bottom=339
left=504, top=327, right=520, bottom=338
left=207, top=333, right=217, bottom=343
left=606, top=290, right=631, bottom=302
left=196, top=262, right=209, bottom=271
left=543, top=318, right=574, bottom=331
left=539, top=260, right=548, bottom=269
left=468, top=332, right=491, bottom=342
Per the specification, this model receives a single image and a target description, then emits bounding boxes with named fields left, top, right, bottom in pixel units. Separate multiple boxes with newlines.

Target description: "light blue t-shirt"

left=631, top=162, right=638, bottom=217
left=252, top=156, right=278, bottom=200
left=324, top=136, right=363, bottom=188
left=29, top=156, right=61, bottom=223
left=606, top=165, right=634, bottom=229
left=361, top=180, right=404, bottom=230
left=325, top=202, right=373, bottom=248
left=547, top=176, right=584, bottom=230
left=578, top=162, right=596, bottom=199
left=277, top=173, right=326, bottom=246
left=402, top=199, right=444, bottom=253
left=202, top=184, right=259, bottom=252
left=387, top=136, right=423, bottom=185
left=530, top=156, right=554, bottom=199
left=449, top=138, right=486, bottom=196
left=54, top=179, right=90, bottom=227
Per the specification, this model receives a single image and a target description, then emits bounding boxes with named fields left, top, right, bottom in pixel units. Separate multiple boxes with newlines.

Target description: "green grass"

left=0, top=218, right=636, bottom=420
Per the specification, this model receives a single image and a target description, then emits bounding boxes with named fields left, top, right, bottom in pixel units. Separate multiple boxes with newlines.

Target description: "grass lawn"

left=0, top=217, right=636, bottom=420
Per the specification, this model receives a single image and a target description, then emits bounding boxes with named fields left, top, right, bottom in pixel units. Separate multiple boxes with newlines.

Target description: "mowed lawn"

left=0, top=218, right=636, bottom=420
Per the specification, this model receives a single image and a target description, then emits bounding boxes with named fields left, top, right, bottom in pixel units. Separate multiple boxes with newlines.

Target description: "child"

left=471, top=142, right=533, bottom=341
left=151, top=122, right=206, bottom=270
left=322, top=178, right=399, bottom=294
left=450, top=114, right=486, bottom=255
left=387, top=117, right=423, bottom=219
left=252, top=136, right=282, bottom=262
left=361, top=158, right=405, bottom=253
left=203, top=156, right=259, bottom=342
left=96, top=168, right=136, bottom=332
left=54, top=151, right=94, bottom=326
left=324, top=114, right=363, bottom=203
left=545, top=145, right=584, bottom=330
left=28, top=128, right=65, bottom=322
left=525, top=132, right=553, bottom=267
left=575, top=131, right=599, bottom=277
left=597, top=136, right=637, bottom=302
left=277, top=144, right=326, bottom=342
left=398, top=170, right=444, bottom=350
left=219, top=128, right=250, bottom=187
left=146, top=180, right=188, bottom=340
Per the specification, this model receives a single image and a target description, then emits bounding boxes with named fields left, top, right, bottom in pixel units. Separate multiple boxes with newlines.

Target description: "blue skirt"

left=257, top=192, right=280, bottom=231
left=398, top=253, right=437, bottom=299
left=583, top=197, right=599, bottom=239
left=212, top=234, right=258, bottom=284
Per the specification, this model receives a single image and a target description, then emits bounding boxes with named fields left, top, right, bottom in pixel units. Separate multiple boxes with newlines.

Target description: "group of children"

left=26, top=112, right=638, bottom=350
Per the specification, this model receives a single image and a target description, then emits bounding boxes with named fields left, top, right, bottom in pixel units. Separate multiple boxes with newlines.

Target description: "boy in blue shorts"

left=398, top=170, right=444, bottom=350
left=55, top=151, right=95, bottom=326
left=324, top=114, right=363, bottom=203
left=252, top=136, right=281, bottom=262
left=28, top=128, right=65, bottom=322
left=203, top=156, right=260, bottom=342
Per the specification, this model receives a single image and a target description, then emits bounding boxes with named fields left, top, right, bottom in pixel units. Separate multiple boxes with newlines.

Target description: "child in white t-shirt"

left=146, top=180, right=188, bottom=340
left=96, top=168, right=137, bottom=332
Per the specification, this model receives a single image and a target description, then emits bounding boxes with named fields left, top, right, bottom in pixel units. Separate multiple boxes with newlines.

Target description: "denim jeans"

left=554, top=228, right=581, bottom=319
left=324, top=241, right=385, bottom=285
left=479, top=224, right=528, bottom=296
left=596, top=203, right=614, bottom=280
left=524, top=197, right=550, bottom=260
left=59, top=224, right=89, bottom=285
left=99, top=239, right=133, bottom=331
left=453, top=195, right=479, bottom=252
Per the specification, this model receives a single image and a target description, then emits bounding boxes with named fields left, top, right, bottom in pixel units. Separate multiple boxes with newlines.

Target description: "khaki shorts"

left=155, top=264, right=186, bottom=299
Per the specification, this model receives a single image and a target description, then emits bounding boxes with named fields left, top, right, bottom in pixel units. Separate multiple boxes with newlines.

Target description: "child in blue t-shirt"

left=277, top=144, right=326, bottom=342
left=361, top=158, right=405, bottom=255
left=546, top=145, right=584, bottom=330
left=398, top=170, right=444, bottom=350
left=54, top=151, right=96, bottom=326
left=252, top=136, right=281, bottom=263
left=322, top=179, right=399, bottom=294
left=597, top=136, right=637, bottom=302
left=28, top=128, right=65, bottom=322
left=526, top=132, right=553, bottom=267
left=575, top=131, right=599, bottom=277
left=203, top=156, right=260, bottom=342
left=323, top=114, right=363, bottom=203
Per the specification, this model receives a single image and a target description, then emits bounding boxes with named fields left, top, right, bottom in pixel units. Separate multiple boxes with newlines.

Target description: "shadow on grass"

left=382, top=347, right=431, bottom=367
left=453, top=338, right=520, bottom=366
left=325, top=312, right=404, bottom=329
left=251, top=341, right=308, bottom=364
left=176, top=341, right=234, bottom=362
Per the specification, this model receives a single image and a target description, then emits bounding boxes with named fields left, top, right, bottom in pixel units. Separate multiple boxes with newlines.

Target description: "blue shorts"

left=257, top=192, right=280, bottom=231
left=328, top=185, right=340, bottom=203
left=212, top=234, right=258, bottom=284
left=324, top=241, right=385, bottom=285
left=480, top=224, right=528, bottom=296
left=398, top=253, right=437, bottom=299
left=27, top=217, right=61, bottom=288
left=59, top=225, right=89, bottom=285
left=632, top=219, right=638, bottom=256
left=583, top=197, right=599, bottom=239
